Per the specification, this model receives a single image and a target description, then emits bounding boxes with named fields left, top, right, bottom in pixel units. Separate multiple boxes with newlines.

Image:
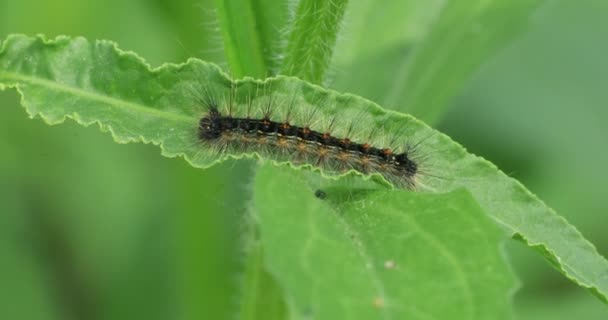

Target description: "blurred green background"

left=0, top=0, right=606, bottom=319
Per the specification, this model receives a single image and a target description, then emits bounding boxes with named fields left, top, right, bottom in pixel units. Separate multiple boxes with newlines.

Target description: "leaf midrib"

left=0, top=70, right=195, bottom=123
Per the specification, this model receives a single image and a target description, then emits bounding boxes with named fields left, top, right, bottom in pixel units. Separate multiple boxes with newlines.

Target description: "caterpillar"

left=191, top=79, right=438, bottom=190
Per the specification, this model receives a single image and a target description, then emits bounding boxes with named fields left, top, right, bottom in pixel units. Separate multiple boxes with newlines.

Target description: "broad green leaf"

left=281, top=0, right=348, bottom=84
left=332, top=0, right=543, bottom=124
left=253, top=165, right=515, bottom=319
left=1, top=35, right=607, bottom=304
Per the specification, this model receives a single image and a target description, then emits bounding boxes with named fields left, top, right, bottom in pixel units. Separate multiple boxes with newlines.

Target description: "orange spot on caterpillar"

left=317, top=146, right=330, bottom=158
left=276, top=137, right=290, bottom=148
left=358, top=156, right=371, bottom=173
left=337, top=151, right=351, bottom=163
left=297, top=142, right=308, bottom=152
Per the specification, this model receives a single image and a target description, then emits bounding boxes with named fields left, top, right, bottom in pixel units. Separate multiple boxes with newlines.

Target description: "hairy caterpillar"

left=191, top=80, right=439, bottom=190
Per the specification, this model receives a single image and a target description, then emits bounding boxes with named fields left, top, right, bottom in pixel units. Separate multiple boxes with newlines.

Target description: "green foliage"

left=1, top=1, right=607, bottom=319
left=392, top=0, right=543, bottom=123
left=281, top=0, right=348, bottom=84
left=214, top=0, right=287, bottom=78
left=331, top=0, right=543, bottom=124
left=254, top=166, right=514, bottom=319
left=1, top=30, right=607, bottom=318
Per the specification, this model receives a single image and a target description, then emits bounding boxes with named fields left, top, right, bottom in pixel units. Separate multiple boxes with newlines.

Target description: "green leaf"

left=332, top=0, right=543, bottom=124
left=1, top=35, right=607, bottom=305
left=254, top=164, right=514, bottom=319
left=214, top=0, right=283, bottom=78
left=238, top=240, right=288, bottom=320
left=281, top=0, right=349, bottom=84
